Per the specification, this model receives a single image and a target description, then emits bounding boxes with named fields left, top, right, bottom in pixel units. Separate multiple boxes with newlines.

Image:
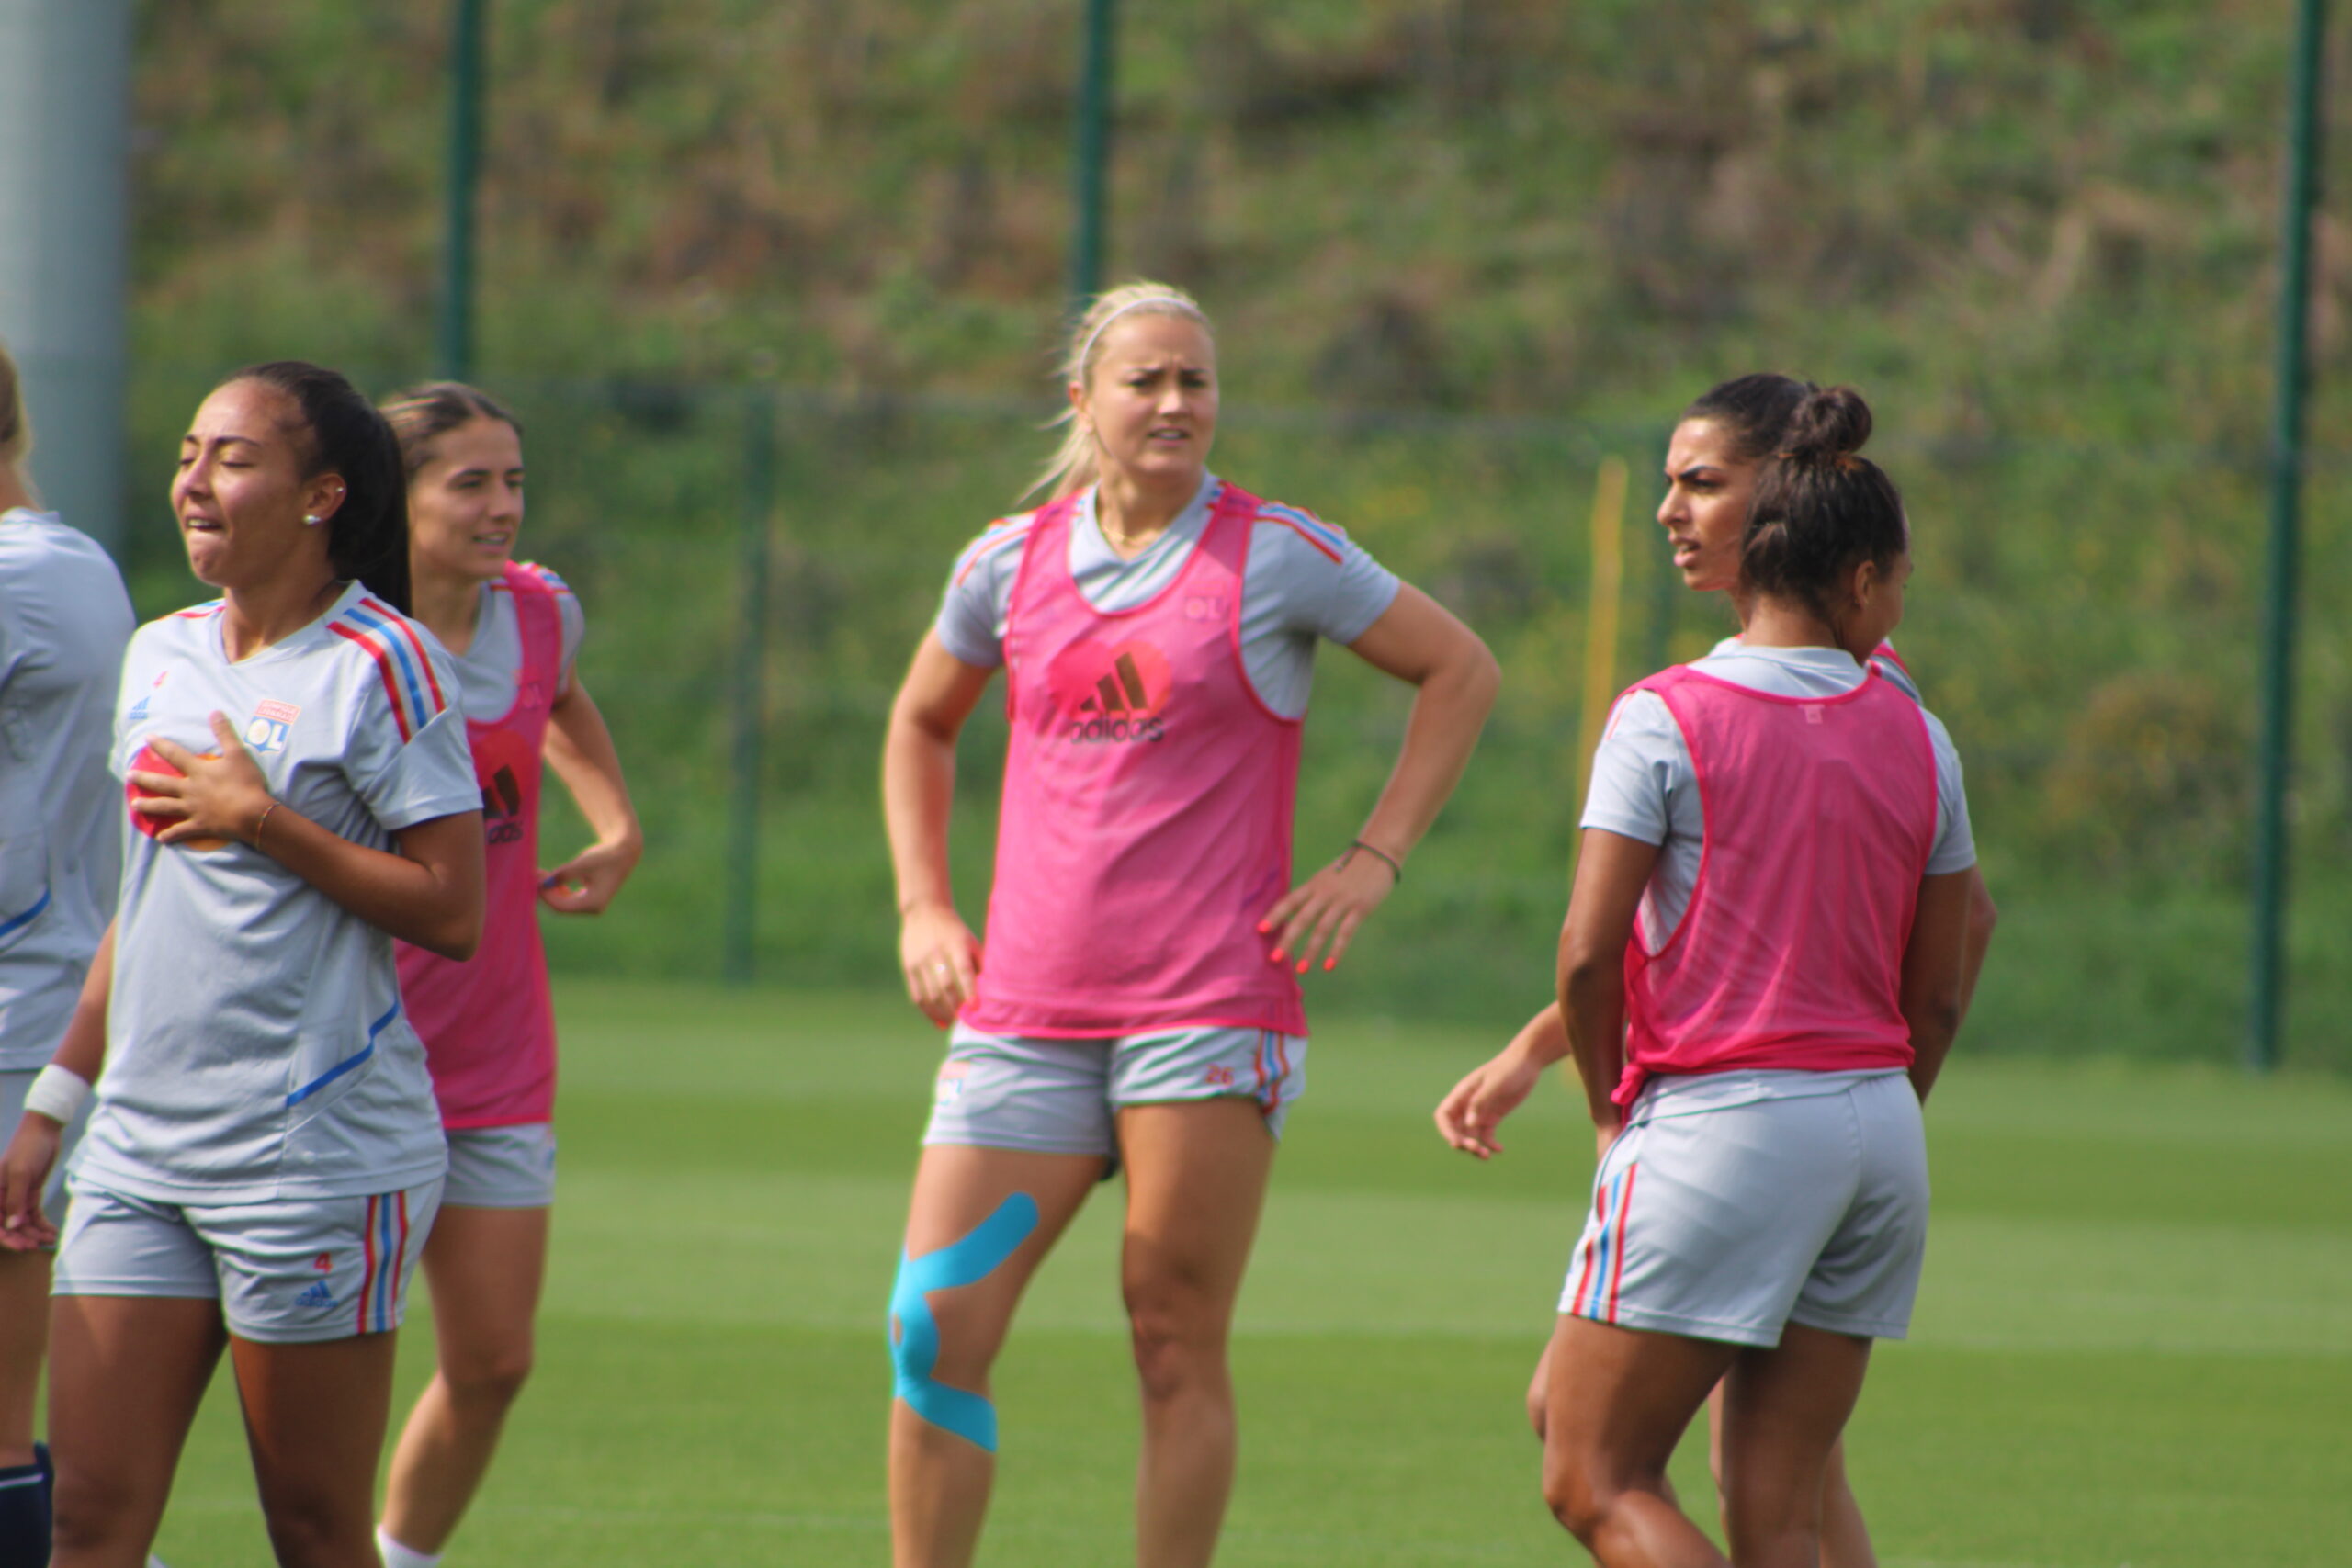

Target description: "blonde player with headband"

left=0, top=339, right=137, bottom=1562
left=882, top=282, right=1498, bottom=1567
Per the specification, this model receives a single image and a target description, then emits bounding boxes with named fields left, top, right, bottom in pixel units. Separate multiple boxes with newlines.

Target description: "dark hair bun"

left=1781, top=385, right=1872, bottom=468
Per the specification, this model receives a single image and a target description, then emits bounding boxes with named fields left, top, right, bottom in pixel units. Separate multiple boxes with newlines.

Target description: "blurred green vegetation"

left=118, top=2, right=2352, bottom=1067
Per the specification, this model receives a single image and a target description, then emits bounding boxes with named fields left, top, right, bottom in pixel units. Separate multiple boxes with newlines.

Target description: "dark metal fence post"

left=1068, top=0, right=1117, bottom=310
left=2248, top=0, right=2330, bottom=1072
left=724, top=389, right=776, bottom=986
left=436, top=0, right=487, bottom=380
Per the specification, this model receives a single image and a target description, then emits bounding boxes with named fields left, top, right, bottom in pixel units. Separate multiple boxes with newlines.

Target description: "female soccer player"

left=1498, top=372, right=1999, bottom=1568
left=883, top=280, right=1498, bottom=1568
left=0, top=361, right=482, bottom=1568
left=373, top=382, right=641, bottom=1568
left=0, top=340, right=137, bottom=1562
left=1438, top=386, right=1976, bottom=1568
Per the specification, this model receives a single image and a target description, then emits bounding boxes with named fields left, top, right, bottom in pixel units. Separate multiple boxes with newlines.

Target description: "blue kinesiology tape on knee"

left=888, top=1191, right=1040, bottom=1451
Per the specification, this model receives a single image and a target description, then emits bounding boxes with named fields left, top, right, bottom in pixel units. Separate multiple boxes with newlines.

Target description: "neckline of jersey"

left=207, top=579, right=367, bottom=668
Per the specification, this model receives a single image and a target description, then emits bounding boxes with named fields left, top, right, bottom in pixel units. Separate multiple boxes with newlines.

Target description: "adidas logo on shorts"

left=295, top=1280, right=335, bottom=1311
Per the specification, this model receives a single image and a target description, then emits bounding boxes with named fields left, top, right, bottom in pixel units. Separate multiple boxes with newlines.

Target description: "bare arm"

left=539, top=674, right=644, bottom=915
left=1901, top=870, right=1976, bottom=1103
left=882, top=633, right=998, bottom=1025
left=1958, top=864, right=1997, bottom=1029
left=1263, top=583, right=1501, bottom=973
left=0, top=924, right=114, bottom=1247
left=1433, top=829, right=1657, bottom=1159
left=134, top=712, right=485, bottom=959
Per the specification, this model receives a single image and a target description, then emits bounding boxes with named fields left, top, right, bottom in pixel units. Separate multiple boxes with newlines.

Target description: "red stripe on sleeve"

left=363, top=601, right=449, bottom=714
left=329, top=625, right=414, bottom=740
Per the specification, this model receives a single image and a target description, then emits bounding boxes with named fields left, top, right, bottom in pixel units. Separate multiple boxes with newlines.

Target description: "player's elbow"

left=417, top=891, right=484, bottom=963
left=1968, top=879, right=1999, bottom=945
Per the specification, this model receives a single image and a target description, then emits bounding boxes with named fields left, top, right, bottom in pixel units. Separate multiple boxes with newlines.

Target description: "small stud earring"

left=302, top=514, right=322, bottom=526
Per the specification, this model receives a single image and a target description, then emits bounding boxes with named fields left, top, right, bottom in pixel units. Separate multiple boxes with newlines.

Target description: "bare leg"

left=49, top=1295, right=224, bottom=1568
left=1116, top=1100, right=1277, bottom=1568
left=0, top=1250, right=49, bottom=1467
left=379, top=1204, right=549, bottom=1554
left=1541, top=1314, right=1736, bottom=1568
left=232, top=1330, right=401, bottom=1568
left=1708, top=1380, right=1874, bottom=1568
left=1716, top=1325, right=1873, bottom=1568
left=889, top=1145, right=1104, bottom=1568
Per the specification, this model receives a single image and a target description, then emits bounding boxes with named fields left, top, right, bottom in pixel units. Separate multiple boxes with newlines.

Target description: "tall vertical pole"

left=437, top=0, right=488, bottom=380
left=2248, top=0, right=2330, bottom=1072
left=1068, top=0, right=1117, bottom=310
left=723, top=390, right=775, bottom=987
left=1641, top=434, right=1675, bottom=678
left=0, top=0, right=132, bottom=552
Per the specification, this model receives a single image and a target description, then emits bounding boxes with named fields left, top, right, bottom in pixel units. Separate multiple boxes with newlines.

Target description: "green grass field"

left=141, top=982, right=2350, bottom=1566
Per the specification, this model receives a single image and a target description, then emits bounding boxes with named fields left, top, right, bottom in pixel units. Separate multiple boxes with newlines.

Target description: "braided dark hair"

left=1737, top=385, right=1908, bottom=624
left=232, top=361, right=413, bottom=614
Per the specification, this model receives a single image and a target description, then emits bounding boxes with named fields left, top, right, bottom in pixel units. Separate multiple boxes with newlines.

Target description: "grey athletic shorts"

left=922, top=1022, right=1308, bottom=1156
left=442, top=1123, right=557, bottom=1209
left=1561, top=1069, right=1928, bottom=1347
left=0, top=1067, right=89, bottom=1243
left=52, top=1176, right=443, bottom=1343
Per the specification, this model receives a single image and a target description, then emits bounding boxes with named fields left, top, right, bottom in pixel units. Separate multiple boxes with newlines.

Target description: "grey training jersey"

left=0, top=510, right=135, bottom=1068
left=76, top=583, right=479, bottom=1205
left=934, top=474, right=1401, bottom=719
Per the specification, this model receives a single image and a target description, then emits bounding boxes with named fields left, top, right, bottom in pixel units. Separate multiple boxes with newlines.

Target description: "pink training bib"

left=964, top=483, right=1307, bottom=1038
left=1615, top=663, right=1937, bottom=1108
left=396, top=562, right=563, bottom=1127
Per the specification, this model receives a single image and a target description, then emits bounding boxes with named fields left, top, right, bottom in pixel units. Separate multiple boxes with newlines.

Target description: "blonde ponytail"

left=1023, top=280, right=1213, bottom=503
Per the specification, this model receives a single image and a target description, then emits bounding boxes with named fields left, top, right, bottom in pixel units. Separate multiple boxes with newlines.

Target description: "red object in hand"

left=126, top=743, right=230, bottom=852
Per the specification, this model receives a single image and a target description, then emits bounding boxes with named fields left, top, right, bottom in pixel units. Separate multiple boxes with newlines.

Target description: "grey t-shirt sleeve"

left=1921, top=709, right=1976, bottom=874
left=1578, top=691, right=1685, bottom=845
left=1247, top=510, right=1402, bottom=644
left=347, top=643, right=481, bottom=832
left=529, top=565, right=588, bottom=689
left=933, top=519, right=1032, bottom=669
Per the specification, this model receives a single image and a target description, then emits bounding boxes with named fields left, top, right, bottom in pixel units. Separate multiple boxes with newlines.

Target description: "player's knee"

left=445, top=1337, right=535, bottom=1409
left=1121, top=1280, right=1225, bottom=1402
left=256, top=1495, right=371, bottom=1568
left=1539, top=1453, right=1611, bottom=1544
left=51, top=1466, right=138, bottom=1551
left=1524, top=1379, right=1548, bottom=1442
left=888, top=1191, right=1039, bottom=1451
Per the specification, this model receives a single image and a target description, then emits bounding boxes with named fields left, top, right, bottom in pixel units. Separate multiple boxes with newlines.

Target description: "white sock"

left=376, top=1528, right=443, bottom=1568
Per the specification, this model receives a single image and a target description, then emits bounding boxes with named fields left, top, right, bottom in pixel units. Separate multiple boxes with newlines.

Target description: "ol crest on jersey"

left=244, top=697, right=301, bottom=755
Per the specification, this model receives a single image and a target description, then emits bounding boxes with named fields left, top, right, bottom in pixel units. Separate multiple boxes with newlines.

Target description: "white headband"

left=1077, top=295, right=1198, bottom=378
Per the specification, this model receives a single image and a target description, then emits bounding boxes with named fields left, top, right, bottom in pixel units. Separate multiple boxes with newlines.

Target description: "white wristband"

left=22, top=1064, right=91, bottom=1125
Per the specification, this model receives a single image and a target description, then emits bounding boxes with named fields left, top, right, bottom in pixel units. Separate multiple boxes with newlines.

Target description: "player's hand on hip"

left=135, top=713, right=276, bottom=848
left=1260, top=842, right=1399, bottom=976
left=900, top=899, right=981, bottom=1029
left=0, top=1116, right=62, bottom=1251
left=1433, top=1049, right=1544, bottom=1160
left=540, top=837, right=643, bottom=915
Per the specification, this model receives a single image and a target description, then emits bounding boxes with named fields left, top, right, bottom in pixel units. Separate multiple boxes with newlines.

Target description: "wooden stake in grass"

left=1573, top=456, right=1628, bottom=884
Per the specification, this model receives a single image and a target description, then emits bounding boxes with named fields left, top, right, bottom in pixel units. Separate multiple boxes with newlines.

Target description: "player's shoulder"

left=951, top=509, right=1039, bottom=586
left=1868, top=641, right=1922, bottom=704
left=130, top=599, right=224, bottom=654
left=1247, top=495, right=1351, bottom=563
left=322, top=594, right=454, bottom=739
left=503, top=559, right=575, bottom=598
